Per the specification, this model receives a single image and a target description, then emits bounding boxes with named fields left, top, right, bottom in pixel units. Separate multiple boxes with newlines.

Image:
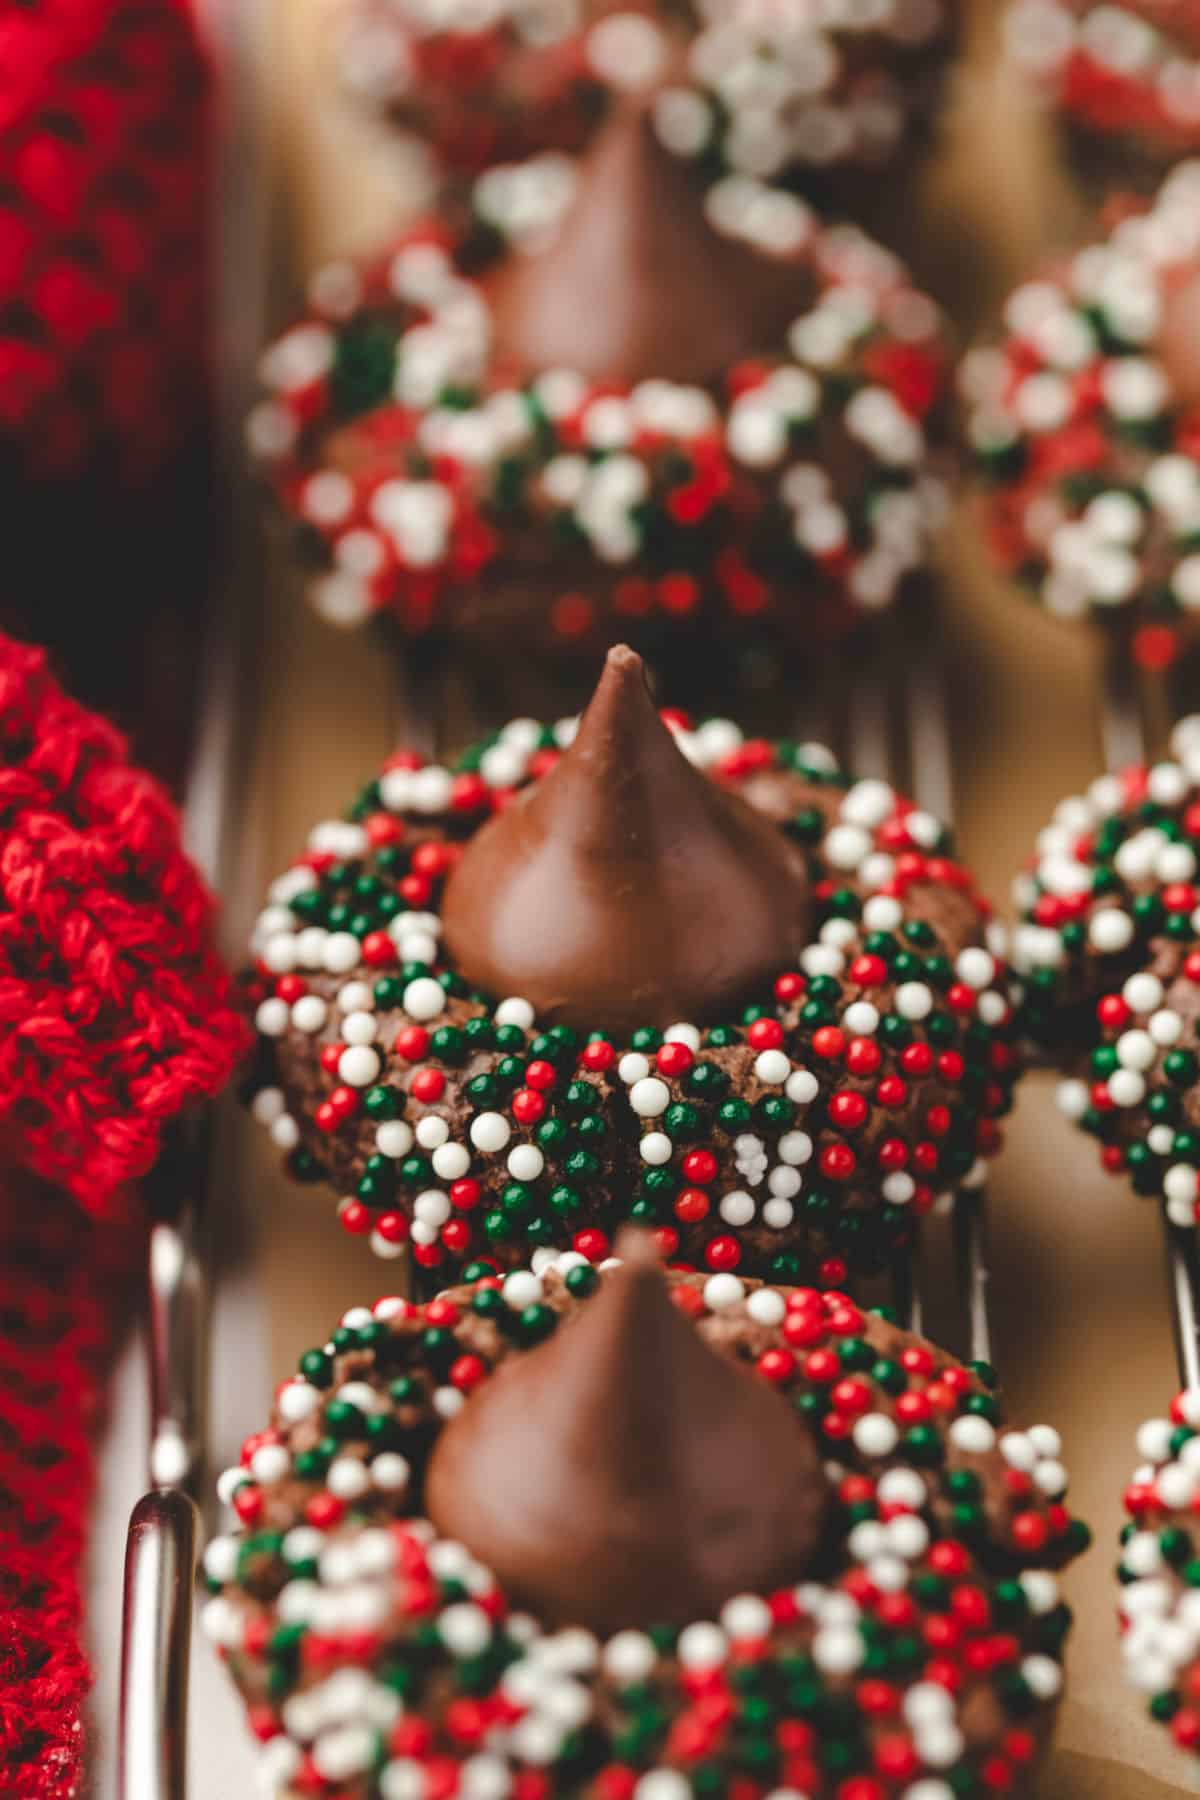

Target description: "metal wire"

left=888, top=1244, right=924, bottom=1339
left=1100, top=638, right=1145, bottom=775
left=116, top=538, right=241, bottom=1800
left=902, top=629, right=994, bottom=1370
left=1100, top=637, right=1200, bottom=1393
left=1166, top=1223, right=1200, bottom=1395
left=849, top=610, right=995, bottom=1363
left=116, top=0, right=273, bottom=1784
left=118, top=1492, right=197, bottom=1800
left=951, top=1188, right=994, bottom=1370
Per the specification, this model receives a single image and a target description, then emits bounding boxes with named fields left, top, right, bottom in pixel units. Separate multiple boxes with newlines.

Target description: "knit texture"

left=0, top=631, right=246, bottom=1793
left=0, top=632, right=248, bottom=1212
left=0, top=0, right=210, bottom=480
left=0, top=1175, right=141, bottom=1796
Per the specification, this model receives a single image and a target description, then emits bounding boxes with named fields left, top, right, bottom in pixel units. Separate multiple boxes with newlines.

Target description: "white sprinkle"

left=402, top=977, right=445, bottom=1021
left=371, top=1453, right=411, bottom=1492
left=853, top=1413, right=899, bottom=1456
left=949, top=1416, right=996, bottom=1453
left=1089, top=909, right=1134, bottom=952
left=507, top=1145, right=545, bottom=1182
left=495, top=998, right=535, bottom=1030
left=323, top=932, right=362, bottom=974
left=255, top=998, right=289, bottom=1038
left=327, top=1458, right=371, bottom=1500
left=754, top=1049, right=791, bottom=1085
left=251, top=1087, right=286, bottom=1126
left=338, top=1045, right=380, bottom=1088
left=895, top=982, right=933, bottom=1020
left=503, top=1271, right=543, bottom=1310
left=432, top=1142, right=471, bottom=1180
left=470, top=1112, right=510, bottom=1152
left=677, top=1622, right=726, bottom=1669
left=640, top=1132, right=673, bottom=1165
left=703, top=1274, right=745, bottom=1311
left=746, top=1288, right=786, bottom=1326
left=1124, top=972, right=1165, bottom=1014
left=630, top=1077, right=670, bottom=1117
left=291, top=994, right=328, bottom=1034
left=719, top=1190, right=756, bottom=1226
left=376, top=1120, right=414, bottom=1159
left=341, top=1009, right=377, bottom=1045
left=604, top=1631, right=657, bottom=1684
left=786, top=1069, right=819, bottom=1105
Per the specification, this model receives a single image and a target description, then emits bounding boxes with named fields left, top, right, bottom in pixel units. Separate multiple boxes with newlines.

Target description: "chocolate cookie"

left=249, top=109, right=948, bottom=660
left=244, top=650, right=1018, bottom=1284
left=962, top=161, right=1200, bottom=663
left=1013, top=714, right=1200, bottom=1225
left=1118, top=1385, right=1200, bottom=1765
left=1008, top=0, right=1200, bottom=183
left=204, top=1253, right=1087, bottom=1799
left=337, top=0, right=960, bottom=200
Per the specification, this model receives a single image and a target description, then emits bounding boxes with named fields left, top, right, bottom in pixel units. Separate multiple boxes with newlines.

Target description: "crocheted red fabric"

left=0, top=1174, right=142, bottom=1796
left=0, top=633, right=248, bottom=1214
left=0, top=0, right=211, bottom=481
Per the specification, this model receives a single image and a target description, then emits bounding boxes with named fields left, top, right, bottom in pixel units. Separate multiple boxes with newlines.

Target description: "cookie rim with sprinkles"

left=1118, top=1384, right=1200, bottom=1763
left=247, top=159, right=949, bottom=649
left=1013, top=712, right=1200, bottom=1223
left=243, top=704, right=1019, bottom=1285
left=1007, top=0, right=1200, bottom=167
left=960, top=159, right=1200, bottom=662
left=336, top=0, right=960, bottom=191
left=203, top=1255, right=1089, bottom=1800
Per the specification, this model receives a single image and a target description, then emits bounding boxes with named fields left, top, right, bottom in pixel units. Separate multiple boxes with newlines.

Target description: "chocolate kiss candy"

left=440, top=645, right=811, bottom=1036
left=483, top=102, right=810, bottom=387
left=425, top=1234, right=830, bottom=1633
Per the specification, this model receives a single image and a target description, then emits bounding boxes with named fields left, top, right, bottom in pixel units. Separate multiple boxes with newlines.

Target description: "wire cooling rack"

left=115, top=0, right=271, bottom=1790
left=111, top=4, right=997, bottom=1787
left=115, top=576, right=1005, bottom=1799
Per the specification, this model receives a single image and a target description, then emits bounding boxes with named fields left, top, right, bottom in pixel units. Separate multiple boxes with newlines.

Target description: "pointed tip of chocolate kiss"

left=440, top=651, right=811, bottom=1037
left=612, top=1220, right=661, bottom=1266
left=482, top=102, right=811, bottom=388
left=600, top=640, right=644, bottom=682
left=574, top=642, right=656, bottom=758
left=425, top=1253, right=831, bottom=1634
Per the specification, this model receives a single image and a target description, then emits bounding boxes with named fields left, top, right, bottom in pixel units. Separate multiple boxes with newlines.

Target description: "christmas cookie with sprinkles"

left=337, top=0, right=961, bottom=208
left=1007, top=0, right=1200, bottom=190
left=249, top=101, right=949, bottom=655
left=203, top=1240, right=1089, bottom=1798
left=244, top=646, right=1018, bottom=1284
left=1013, top=714, right=1200, bottom=1223
left=961, top=160, right=1200, bottom=665
left=1117, top=1387, right=1200, bottom=1764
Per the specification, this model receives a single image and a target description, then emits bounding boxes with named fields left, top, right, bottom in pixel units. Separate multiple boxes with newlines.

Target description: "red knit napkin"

left=0, top=4, right=225, bottom=1782
left=0, top=633, right=247, bottom=1212
left=0, top=633, right=248, bottom=1793
left=0, top=1177, right=142, bottom=1797
left=0, top=0, right=211, bottom=482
